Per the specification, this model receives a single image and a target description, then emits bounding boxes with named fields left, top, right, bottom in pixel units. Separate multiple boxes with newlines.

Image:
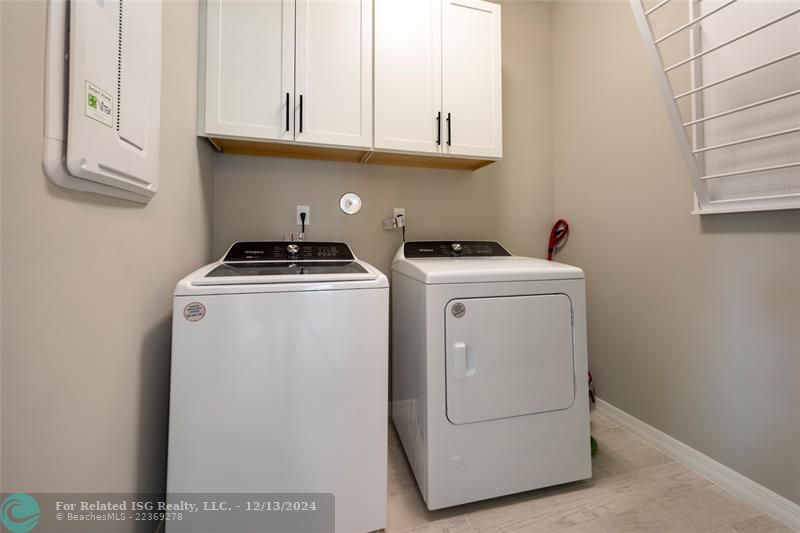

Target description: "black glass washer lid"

left=205, top=261, right=368, bottom=278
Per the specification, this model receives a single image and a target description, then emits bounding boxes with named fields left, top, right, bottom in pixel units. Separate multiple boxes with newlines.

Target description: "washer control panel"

left=403, top=241, right=511, bottom=258
left=224, top=242, right=355, bottom=262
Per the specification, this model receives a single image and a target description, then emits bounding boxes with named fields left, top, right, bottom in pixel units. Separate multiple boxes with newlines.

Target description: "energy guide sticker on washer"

left=183, top=302, right=206, bottom=322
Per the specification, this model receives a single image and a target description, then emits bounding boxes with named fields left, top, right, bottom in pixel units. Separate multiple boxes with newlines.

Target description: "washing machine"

left=168, top=241, right=388, bottom=533
left=391, top=241, right=591, bottom=510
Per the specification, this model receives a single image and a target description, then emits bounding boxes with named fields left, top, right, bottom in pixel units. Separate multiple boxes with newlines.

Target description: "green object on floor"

left=591, top=436, right=598, bottom=456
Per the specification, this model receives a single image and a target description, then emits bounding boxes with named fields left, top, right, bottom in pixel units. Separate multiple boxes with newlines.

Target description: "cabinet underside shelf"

left=206, top=138, right=496, bottom=171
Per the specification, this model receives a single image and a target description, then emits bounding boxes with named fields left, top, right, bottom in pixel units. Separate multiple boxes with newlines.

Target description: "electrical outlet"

left=384, top=208, right=406, bottom=231
left=296, top=205, right=310, bottom=226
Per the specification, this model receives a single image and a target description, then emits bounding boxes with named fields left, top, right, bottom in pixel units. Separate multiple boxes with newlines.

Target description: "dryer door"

left=445, top=294, right=575, bottom=425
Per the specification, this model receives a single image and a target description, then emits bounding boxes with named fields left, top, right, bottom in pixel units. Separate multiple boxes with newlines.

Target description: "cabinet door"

left=295, top=0, right=372, bottom=148
left=442, top=0, right=502, bottom=158
left=203, top=0, right=294, bottom=141
left=374, top=0, right=442, bottom=154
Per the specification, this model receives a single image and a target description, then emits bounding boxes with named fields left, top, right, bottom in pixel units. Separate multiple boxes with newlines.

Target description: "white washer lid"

left=174, top=241, right=389, bottom=295
left=391, top=241, right=583, bottom=284
left=175, top=259, right=388, bottom=296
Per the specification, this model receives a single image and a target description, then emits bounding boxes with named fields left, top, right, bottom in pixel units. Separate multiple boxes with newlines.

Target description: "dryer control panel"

left=224, top=242, right=355, bottom=262
left=404, top=241, right=511, bottom=258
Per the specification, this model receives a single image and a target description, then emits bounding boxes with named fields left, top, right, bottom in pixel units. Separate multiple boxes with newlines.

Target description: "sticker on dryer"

left=183, top=302, right=206, bottom=322
left=85, top=80, right=113, bottom=128
left=451, top=302, right=466, bottom=318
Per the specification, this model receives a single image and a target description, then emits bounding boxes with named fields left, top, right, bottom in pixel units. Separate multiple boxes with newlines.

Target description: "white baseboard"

left=595, top=398, right=800, bottom=532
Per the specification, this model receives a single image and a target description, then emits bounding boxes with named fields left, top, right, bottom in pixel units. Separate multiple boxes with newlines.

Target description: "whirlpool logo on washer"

left=451, top=302, right=466, bottom=318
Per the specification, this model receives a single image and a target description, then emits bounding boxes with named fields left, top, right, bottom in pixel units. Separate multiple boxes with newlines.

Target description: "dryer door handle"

left=452, top=342, right=477, bottom=379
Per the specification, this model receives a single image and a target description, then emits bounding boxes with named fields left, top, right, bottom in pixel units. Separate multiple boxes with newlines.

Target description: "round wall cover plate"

left=340, top=192, right=362, bottom=215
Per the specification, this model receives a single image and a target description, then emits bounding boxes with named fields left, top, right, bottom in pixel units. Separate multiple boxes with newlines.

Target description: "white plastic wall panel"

left=118, top=1, right=148, bottom=150
left=43, top=0, right=148, bottom=203
left=445, top=294, right=575, bottom=425
left=66, top=0, right=161, bottom=200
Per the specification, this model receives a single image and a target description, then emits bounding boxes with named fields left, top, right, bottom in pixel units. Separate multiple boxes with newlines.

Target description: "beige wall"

left=552, top=0, right=800, bottom=504
left=213, top=0, right=554, bottom=273
left=1, top=0, right=214, bottom=502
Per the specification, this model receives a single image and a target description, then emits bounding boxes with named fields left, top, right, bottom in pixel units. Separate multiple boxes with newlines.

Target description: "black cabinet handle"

left=299, top=94, right=303, bottom=133
left=446, top=112, right=452, bottom=146
left=436, top=112, right=441, bottom=145
left=285, top=93, right=290, bottom=132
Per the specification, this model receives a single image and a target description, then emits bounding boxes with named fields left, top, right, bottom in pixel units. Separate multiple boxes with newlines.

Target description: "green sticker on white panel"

left=85, top=80, right=113, bottom=128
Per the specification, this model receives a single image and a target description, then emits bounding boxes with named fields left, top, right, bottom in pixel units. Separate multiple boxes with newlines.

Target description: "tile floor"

left=386, top=411, right=795, bottom=533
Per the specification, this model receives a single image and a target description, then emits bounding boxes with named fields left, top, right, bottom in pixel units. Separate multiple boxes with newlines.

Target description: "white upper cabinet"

left=374, top=0, right=442, bottom=154
left=295, top=0, right=373, bottom=148
left=199, top=0, right=502, bottom=167
left=442, top=0, right=502, bottom=159
left=202, top=0, right=295, bottom=141
left=375, top=0, right=502, bottom=160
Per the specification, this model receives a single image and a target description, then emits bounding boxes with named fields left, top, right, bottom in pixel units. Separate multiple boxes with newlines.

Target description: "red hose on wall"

left=547, top=219, right=569, bottom=261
